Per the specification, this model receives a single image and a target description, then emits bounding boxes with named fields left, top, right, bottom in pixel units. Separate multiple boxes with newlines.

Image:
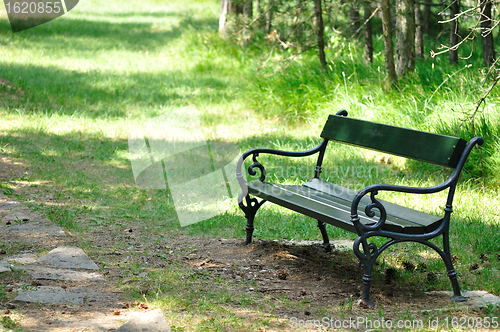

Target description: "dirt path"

left=0, top=189, right=147, bottom=331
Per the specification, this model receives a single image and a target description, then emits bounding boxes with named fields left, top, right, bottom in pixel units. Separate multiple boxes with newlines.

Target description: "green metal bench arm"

left=350, top=136, right=484, bottom=233
left=236, top=140, right=328, bottom=203
left=236, top=110, right=348, bottom=203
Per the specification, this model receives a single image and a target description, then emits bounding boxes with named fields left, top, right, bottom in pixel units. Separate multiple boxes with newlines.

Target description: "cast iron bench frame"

left=236, top=110, right=484, bottom=306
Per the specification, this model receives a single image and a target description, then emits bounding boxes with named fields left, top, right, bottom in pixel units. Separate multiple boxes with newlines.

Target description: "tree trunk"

left=219, top=0, right=245, bottom=36
left=449, top=0, right=459, bottom=64
left=229, top=1, right=243, bottom=14
left=255, top=0, right=264, bottom=28
left=219, top=0, right=230, bottom=35
left=395, top=0, right=415, bottom=77
left=422, top=0, right=432, bottom=34
left=415, top=4, right=424, bottom=59
left=382, top=0, right=397, bottom=86
left=242, top=1, right=252, bottom=18
left=363, top=1, right=373, bottom=62
left=314, top=0, right=327, bottom=71
left=296, top=0, right=304, bottom=50
left=241, top=0, right=253, bottom=47
left=480, top=0, right=496, bottom=67
left=350, top=3, right=361, bottom=38
left=266, top=0, right=275, bottom=34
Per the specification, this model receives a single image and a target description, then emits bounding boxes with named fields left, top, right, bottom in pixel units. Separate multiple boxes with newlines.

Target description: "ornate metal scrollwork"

left=239, top=194, right=266, bottom=245
left=353, top=237, right=379, bottom=260
left=358, top=191, right=388, bottom=231
left=248, top=153, right=266, bottom=182
left=238, top=194, right=265, bottom=213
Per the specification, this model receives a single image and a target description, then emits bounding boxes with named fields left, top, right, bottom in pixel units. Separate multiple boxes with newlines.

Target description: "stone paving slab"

left=428, top=290, right=500, bottom=309
left=5, top=220, right=66, bottom=237
left=113, top=309, right=171, bottom=332
left=22, top=266, right=104, bottom=281
left=279, top=239, right=354, bottom=251
left=0, top=260, right=11, bottom=273
left=15, top=286, right=85, bottom=305
left=36, top=246, right=99, bottom=270
left=3, top=211, right=31, bottom=222
left=7, top=253, right=38, bottom=264
left=0, top=201, right=21, bottom=211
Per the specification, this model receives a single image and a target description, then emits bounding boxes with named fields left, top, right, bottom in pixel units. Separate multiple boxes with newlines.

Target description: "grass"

left=1, top=0, right=500, bottom=330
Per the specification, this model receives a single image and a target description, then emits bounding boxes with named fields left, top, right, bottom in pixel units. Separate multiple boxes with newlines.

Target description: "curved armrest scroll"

left=236, top=140, right=328, bottom=203
left=350, top=136, right=484, bottom=231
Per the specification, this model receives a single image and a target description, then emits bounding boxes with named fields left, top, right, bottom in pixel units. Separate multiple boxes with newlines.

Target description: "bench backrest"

left=320, top=114, right=467, bottom=168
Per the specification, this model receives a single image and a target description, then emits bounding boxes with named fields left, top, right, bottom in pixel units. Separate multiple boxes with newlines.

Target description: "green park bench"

left=236, top=110, right=484, bottom=306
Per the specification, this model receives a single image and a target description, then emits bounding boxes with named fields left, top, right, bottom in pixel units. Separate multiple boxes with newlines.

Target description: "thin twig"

left=346, top=6, right=380, bottom=42
left=438, top=7, right=477, bottom=23
left=482, top=57, right=500, bottom=86
left=425, top=65, right=470, bottom=107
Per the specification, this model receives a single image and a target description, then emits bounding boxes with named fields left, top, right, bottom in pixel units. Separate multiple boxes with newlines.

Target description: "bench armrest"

left=350, top=136, right=484, bottom=232
left=236, top=110, right=348, bottom=204
left=236, top=140, right=328, bottom=203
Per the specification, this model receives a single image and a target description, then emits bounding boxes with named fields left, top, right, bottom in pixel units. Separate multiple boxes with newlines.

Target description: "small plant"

left=1, top=316, right=21, bottom=330
left=21, top=284, right=38, bottom=291
left=483, top=303, right=500, bottom=318
left=0, top=183, right=14, bottom=196
left=378, top=305, right=385, bottom=318
left=0, top=285, right=7, bottom=302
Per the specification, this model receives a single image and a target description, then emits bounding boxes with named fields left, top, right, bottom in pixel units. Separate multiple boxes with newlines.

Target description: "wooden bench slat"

left=283, top=184, right=424, bottom=232
left=320, top=115, right=467, bottom=168
left=303, top=178, right=441, bottom=230
left=247, top=181, right=360, bottom=233
left=247, top=180, right=442, bottom=235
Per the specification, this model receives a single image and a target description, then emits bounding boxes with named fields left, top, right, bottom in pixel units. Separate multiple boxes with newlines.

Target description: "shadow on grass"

left=0, top=11, right=217, bottom=51
left=0, top=7, right=230, bottom=117
left=0, top=61, right=231, bottom=117
left=1, top=125, right=495, bottom=242
left=0, top=128, right=384, bottom=238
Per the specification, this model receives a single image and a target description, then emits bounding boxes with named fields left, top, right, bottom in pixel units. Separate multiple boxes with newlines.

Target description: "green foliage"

left=1, top=316, right=22, bottom=331
left=242, top=34, right=500, bottom=183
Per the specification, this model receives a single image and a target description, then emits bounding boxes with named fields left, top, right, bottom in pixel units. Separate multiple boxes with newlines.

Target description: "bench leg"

left=442, top=232, right=467, bottom=302
left=353, top=237, right=379, bottom=307
left=361, top=261, right=376, bottom=307
left=238, top=195, right=266, bottom=245
left=317, top=220, right=332, bottom=251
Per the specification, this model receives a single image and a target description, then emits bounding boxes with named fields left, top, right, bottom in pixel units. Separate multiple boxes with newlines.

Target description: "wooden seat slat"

left=248, top=179, right=441, bottom=235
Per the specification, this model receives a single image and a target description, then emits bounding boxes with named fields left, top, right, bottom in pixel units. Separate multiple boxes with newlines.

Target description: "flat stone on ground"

left=430, top=290, right=500, bottom=309
left=0, top=201, right=20, bottom=211
left=7, top=253, right=37, bottom=264
left=36, top=246, right=99, bottom=270
left=15, top=286, right=84, bottom=305
left=18, top=265, right=104, bottom=281
left=462, top=290, right=500, bottom=308
left=26, top=266, right=104, bottom=281
left=279, top=239, right=353, bottom=251
left=113, top=309, right=171, bottom=332
left=3, top=211, right=31, bottom=222
left=6, top=220, right=66, bottom=237
left=0, top=261, right=11, bottom=273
